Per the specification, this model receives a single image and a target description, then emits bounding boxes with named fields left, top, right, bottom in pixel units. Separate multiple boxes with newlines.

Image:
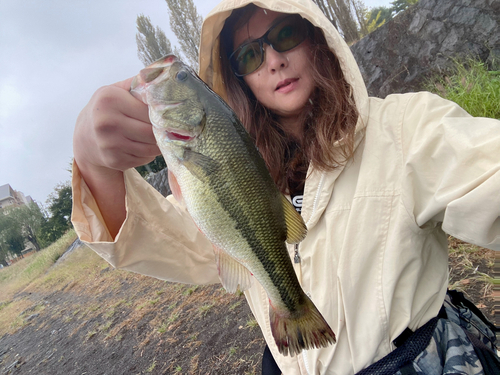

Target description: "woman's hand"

left=74, top=77, right=160, bottom=176
left=73, top=77, right=161, bottom=238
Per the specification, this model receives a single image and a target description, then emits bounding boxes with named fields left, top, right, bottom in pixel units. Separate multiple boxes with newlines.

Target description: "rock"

left=351, top=0, right=500, bottom=98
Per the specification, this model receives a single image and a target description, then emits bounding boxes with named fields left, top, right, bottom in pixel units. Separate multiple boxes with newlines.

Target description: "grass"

left=0, top=230, right=78, bottom=302
left=425, top=56, right=500, bottom=119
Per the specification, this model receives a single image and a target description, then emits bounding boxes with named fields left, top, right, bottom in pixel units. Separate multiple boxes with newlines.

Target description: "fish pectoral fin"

left=212, top=245, right=253, bottom=293
left=281, top=195, right=307, bottom=244
left=168, top=169, right=183, bottom=203
left=181, top=149, right=219, bottom=182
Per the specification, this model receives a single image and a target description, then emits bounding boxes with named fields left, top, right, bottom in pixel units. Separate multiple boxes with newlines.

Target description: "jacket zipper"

left=294, top=243, right=301, bottom=263
left=299, top=173, right=325, bottom=375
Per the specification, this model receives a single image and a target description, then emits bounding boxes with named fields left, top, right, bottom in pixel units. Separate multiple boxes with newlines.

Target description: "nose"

left=263, top=44, right=288, bottom=73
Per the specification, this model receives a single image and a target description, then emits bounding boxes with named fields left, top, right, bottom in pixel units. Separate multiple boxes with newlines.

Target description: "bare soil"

left=0, top=238, right=495, bottom=375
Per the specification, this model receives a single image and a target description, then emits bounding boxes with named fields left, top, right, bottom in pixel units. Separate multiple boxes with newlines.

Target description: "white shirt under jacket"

left=71, top=0, right=500, bottom=373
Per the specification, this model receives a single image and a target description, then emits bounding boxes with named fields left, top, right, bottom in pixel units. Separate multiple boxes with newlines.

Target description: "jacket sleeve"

left=71, top=161, right=220, bottom=284
left=400, top=92, right=500, bottom=250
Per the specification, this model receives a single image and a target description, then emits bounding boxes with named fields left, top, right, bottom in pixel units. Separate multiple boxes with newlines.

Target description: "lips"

left=166, top=130, right=195, bottom=141
left=275, top=78, right=298, bottom=91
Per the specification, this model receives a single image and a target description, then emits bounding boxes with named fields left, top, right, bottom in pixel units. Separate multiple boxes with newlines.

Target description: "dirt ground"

left=0, top=238, right=496, bottom=375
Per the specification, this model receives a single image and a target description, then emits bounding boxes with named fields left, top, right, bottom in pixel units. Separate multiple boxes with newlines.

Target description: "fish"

left=130, top=55, right=336, bottom=356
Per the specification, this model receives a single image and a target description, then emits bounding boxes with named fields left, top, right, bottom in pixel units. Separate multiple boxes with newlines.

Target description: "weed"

left=136, top=302, right=148, bottom=310
left=229, top=300, right=242, bottom=311
left=246, top=318, right=259, bottom=329
left=168, top=302, right=177, bottom=310
left=86, top=329, right=98, bottom=340
left=183, top=286, right=198, bottom=296
left=149, top=297, right=160, bottom=305
left=158, top=323, right=168, bottom=334
left=198, top=303, right=214, bottom=316
left=146, top=359, right=157, bottom=372
left=167, top=312, right=180, bottom=325
left=0, top=230, right=77, bottom=301
left=229, top=346, right=238, bottom=357
left=100, top=321, right=112, bottom=332
left=425, top=56, right=500, bottom=119
left=174, top=365, right=182, bottom=373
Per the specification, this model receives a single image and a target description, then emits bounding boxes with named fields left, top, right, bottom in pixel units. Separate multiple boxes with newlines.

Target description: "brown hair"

left=219, top=4, right=359, bottom=194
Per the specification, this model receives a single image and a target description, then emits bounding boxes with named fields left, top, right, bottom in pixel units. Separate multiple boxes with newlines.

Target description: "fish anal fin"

left=168, top=169, right=183, bottom=203
left=281, top=195, right=307, bottom=244
left=182, top=150, right=219, bottom=182
left=212, top=245, right=253, bottom=293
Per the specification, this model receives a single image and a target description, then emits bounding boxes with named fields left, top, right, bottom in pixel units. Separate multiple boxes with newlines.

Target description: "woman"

left=72, top=0, right=500, bottom=373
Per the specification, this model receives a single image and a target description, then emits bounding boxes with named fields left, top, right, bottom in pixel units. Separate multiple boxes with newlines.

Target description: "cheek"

left=243, top=75, right=266, bottom=99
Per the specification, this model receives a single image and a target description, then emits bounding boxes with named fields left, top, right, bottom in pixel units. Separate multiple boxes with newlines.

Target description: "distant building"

left=0, top=184, right=34, bottom=209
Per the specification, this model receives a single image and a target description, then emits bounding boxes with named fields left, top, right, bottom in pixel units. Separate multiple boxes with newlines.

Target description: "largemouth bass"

left=131, top=55, right=335, bottom=356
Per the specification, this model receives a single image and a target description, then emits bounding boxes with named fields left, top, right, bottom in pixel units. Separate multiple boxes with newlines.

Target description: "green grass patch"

left=0, top=230, right=78, bottom=302
left=425, top=57, right=500, bottom=119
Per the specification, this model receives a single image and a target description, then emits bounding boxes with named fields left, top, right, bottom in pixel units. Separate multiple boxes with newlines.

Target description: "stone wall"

left=350, top=0, right=500, bottom=98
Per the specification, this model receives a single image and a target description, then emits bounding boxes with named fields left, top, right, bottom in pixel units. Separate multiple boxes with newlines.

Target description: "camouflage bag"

left=357, top=291, right=499, bottom=375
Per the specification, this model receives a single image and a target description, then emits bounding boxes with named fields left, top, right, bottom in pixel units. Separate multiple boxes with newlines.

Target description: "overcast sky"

left=0, top=0, right=392, bottom=206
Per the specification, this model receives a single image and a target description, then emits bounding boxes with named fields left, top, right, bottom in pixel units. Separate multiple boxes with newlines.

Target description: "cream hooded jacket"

left=71, top=0, right=500, bottom=373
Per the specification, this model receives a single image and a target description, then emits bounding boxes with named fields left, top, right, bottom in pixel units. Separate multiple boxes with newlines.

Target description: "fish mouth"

left=165, top=129, right=195, bottom=142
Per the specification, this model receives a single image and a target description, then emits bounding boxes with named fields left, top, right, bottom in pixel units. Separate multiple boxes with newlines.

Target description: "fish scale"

left=130, top=55, right=336, bottom=356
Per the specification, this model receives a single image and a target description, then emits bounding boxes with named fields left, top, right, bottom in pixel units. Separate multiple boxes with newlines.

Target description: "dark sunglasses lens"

left=231, top=42, right=263, bottom=76
left=269, top=18, right=307, bottom=52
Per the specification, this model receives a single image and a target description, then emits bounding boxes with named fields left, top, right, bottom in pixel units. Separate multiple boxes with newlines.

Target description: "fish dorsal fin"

left=281, top=195, right=307, bottom=244
left=212, top=245, right=253, bottom=293
left=181, top=149, right=219, bottom=182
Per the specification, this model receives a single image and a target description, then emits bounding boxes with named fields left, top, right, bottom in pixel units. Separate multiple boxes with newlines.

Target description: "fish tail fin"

left=269, top=296, right=336, bottom=357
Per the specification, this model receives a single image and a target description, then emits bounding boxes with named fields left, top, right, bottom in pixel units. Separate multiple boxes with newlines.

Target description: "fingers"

left=93, top=83, right=151, bottom=125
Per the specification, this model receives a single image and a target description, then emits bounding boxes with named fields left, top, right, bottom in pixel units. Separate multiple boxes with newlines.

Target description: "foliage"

left=38, top=182, right=73, bottom=247
left=0, top=230, right=77, bottom=303
left=312, top=0, right=419, bottom=43
left=165, top=0, right=203, bottom=71
left=364, top=6, right=392, bottom=34
left=6, top=203, right=45, bottom=252
left=136, top=14, right=175, bottom=67
left=0, top=211, right=25, bottom=264
left=135, top=155, right=167, bottom=178
left=390, top=0, right=418, bottom=15
left=425, top=57, right=500, bottom=119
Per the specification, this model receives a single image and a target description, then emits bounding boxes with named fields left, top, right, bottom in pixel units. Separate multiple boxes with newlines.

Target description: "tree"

left=312, top=0, right=338, bottom=29
left=9, top=203, right=45, bottom=252
left=0, top=210, right=25, bottom=264
left=313, top=0, right=365, bottom=44
left=165, top=0, right=203, bottom=70
left=390, top=0, right=418, bottom=15
left=38, top=182, right=74, bottom=247
left=136, top=14, right=175, bottom=66
left=364, top=6, right=392, bottom=35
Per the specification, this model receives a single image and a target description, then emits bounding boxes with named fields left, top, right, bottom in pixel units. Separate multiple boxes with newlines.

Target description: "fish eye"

left=176, top=70, right=188, bottom=81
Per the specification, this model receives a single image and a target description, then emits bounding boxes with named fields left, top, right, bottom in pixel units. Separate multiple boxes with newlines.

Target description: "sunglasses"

left=229, top=15, right=311, bottom=77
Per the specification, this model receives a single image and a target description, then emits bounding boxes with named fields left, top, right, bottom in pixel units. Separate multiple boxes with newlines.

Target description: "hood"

left=198, top=0, right=369, bottom=129
left=198, top=0, right=370, bottom=228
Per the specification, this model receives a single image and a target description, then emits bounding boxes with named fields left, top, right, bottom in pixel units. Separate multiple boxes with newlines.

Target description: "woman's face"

left=233, top=9, right=315, bottom=121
